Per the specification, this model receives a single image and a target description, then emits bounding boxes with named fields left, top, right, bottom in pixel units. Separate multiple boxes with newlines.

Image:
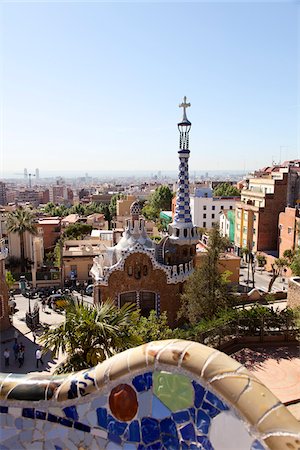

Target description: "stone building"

left=91, top=97, right=199, bottom=325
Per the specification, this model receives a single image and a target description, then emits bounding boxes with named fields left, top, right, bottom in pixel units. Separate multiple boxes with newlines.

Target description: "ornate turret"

left=168, top=97, right=198, bottom=245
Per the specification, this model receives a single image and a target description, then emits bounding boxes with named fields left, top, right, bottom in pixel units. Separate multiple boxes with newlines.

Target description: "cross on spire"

left=179, top=96, right=191, bottom=121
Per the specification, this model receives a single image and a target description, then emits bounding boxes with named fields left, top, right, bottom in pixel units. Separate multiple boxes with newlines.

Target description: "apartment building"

left=0, top=182, right=7, bottom=206
left=234, top=167, right=293, bottom=255
left=278, top=207, right=300, bottom=258
left=190, top=187, right=238, bottom=229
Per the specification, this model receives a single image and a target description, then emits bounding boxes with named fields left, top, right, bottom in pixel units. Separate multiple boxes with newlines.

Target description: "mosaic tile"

left=197, top=435, right=214, bottom=450
left=192, top=381, right=205, bottom=408
left=128, top=420, right=141, bottom=442
left=152, top=395, right=171, bottom=419
left=107, top=416, right=127, bottom=437
left=74, top=421, right=91, bottom=432
left=153, top=371, right=194, bottom=412
left=63, top=405, right=79, bottom=421
left=132, top=372, right=152, bottom=392
left=201, top=401, right=220, bottom=419
left=0, top=406, right=8, bottom=413
left=172, top=410, right=190, bottom=424
left=141, top=417, right=160, bottom=444
left=22, top=408, right=35, bottom=419
left=196, top=409, right=211, bottom=434
left=35, top=410, right=47, bottom=420
left=180, top=423, right=195, bottom=442
left=251, top=440, right=266, bottom=450
left=205, top=391, right=228, bottom=411
left=161, top=433, right=179, bottom=449
left=123, top=444, right=137, bottom=450
left=96, top=407, right=107, bottom=428
left=137, top=390, right=152, bottom=418
left=109, top=384, right=138, bottom=421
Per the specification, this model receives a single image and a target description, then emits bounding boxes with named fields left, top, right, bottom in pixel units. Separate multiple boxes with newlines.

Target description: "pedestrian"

left=18, top=347, right=24, bottom=368
left=32, top=330, right=36, bottom=343
left=35, top=348, right=44, bottom=368
left=41, top=298, right=46, bottom=312
left=13, top=341, right=19, bottom=361
left=3, top=349, right=10, bottom=367
left=14, top=330, right=19, bottom=343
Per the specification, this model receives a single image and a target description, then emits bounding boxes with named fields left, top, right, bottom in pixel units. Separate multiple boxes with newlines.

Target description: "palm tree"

left=39, top=298, right=139, bottom=373
left=7, top=207, right=37, bottom=273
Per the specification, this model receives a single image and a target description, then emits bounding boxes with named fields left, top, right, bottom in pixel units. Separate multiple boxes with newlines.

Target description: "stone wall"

left=0, top=340, right=299, bottom=450
left=287, top=277, right=300, bottom=308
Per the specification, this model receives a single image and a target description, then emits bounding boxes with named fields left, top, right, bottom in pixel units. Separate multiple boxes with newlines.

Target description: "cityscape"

left=0, top=1, right=299, bottom=449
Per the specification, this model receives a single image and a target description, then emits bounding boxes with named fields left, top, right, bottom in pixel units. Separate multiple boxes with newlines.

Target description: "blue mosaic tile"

left=96, top=407, right=107, bottom=428
left=22, top=408, right=34, bottom=419
left=107, top=417, right=127, bottom=436
left=152, top=395, right=171, bottom=419
left=0, top=445, right=9, bottom=450
left=35, top=410, right=46, bottom=420
left=192, top=381, right=205, bottom=408
left=128, top=420, right=141, bottom=442
left=63, top=405, right=79, bottom=421
left=205, top=391, right=229, bottom=411
left=161, top=434, right=179, bottom=449
left=172, top=410, right=190, bottom=424
left=48, top=413, right=58, bottom=423
left=180, top=443, right=189, bottom=450
left=54, top=446, right=62, bottom=450
left=160, top=417, right=177, bottom=436
left=108, top=432, right=122, bottom=445
left=180, top=423, right=195, bottom=441
left=196, top=409, right=211, bottom=434
left=0, top=406, right=8, bottom=414
left=132, top=372, right=152, bottom=392
left=197, top=435, right=214, bottom=450
left=140, top=443, right=161, bottom=450
left=141, top=417, right=160, bottom=445
left=74, top=421, right=91, bottom=432
left=123, top=445, right=137, bottom=450
left=202, top=401, right=220, bottom=419
left=251, top=440, right=266, bottom=450
left=188, top=407, right=195, bottom=422
left=58, top=417, right=73, bottom=427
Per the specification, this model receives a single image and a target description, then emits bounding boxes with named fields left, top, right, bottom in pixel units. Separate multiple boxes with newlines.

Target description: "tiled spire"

left=169, top=97, right=198, bottom=244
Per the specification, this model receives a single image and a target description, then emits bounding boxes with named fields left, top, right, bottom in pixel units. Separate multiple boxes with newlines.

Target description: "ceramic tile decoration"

left=0, top=340, right=299, bottom=449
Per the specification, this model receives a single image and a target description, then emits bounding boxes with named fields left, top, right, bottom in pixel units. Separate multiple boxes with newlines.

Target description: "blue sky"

left=1, top=1, right=299, bottom=176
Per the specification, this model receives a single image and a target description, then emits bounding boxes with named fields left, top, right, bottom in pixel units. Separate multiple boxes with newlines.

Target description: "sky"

left=0, top=0, right=299, bottom=177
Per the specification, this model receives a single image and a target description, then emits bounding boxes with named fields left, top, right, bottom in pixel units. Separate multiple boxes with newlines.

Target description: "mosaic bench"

left=0, top=339, right=299, bottom=449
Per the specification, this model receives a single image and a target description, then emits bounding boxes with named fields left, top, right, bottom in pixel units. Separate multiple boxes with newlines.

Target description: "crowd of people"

left=3, top=331, right=44, bottom=370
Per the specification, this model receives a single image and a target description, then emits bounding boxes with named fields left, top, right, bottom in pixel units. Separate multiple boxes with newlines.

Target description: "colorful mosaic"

left=0, top=340, right=299, bottom=449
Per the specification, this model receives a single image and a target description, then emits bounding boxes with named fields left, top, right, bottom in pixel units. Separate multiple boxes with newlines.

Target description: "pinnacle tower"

left=168, top=96, right=198, bottom=245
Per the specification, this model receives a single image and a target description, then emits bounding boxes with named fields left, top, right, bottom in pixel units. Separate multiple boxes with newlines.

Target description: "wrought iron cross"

left=179, top=96, right=191, bottom=116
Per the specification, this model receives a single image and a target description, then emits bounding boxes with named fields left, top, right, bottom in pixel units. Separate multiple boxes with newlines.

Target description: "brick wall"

left=98, top=252, right=183, bottom=327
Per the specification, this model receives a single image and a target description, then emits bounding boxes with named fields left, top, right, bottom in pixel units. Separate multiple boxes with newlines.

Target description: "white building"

left=190, top=188, right=238, bottom=229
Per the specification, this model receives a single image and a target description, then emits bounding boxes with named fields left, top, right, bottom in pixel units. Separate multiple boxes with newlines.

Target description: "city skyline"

left=1, top=1, right=299, bottom=176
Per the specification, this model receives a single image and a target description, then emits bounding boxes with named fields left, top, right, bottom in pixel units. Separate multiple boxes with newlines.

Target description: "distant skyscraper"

left=35, top=168, right=40, bottom=180
left=0, top=182, right=7, bottom=206
left=24, top=168, right=28, bottom=179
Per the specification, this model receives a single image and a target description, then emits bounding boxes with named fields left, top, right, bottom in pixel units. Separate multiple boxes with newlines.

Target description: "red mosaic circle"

left=109, top=383, right=138, bottom=421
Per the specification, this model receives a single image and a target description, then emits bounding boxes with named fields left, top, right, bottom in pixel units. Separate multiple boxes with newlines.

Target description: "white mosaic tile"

left=210, top=410, right=253, bottom=450
left=86, top=410, right=99, bottom=427
left=30, top=442, right=44, bottom=450
left=33, top=429, right=43, bottom=441
left=9, top=407, right=22, bottom=417
left=77, top=402, right=90, bottom=420
left=91, top=428, right=107, bottom=439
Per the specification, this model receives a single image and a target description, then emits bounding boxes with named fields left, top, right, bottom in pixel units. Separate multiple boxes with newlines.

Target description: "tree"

left=39, top=299, right=139, bottom=373
left=290, top=249, right=300, bottom=276
left=268, top=258, right=288, bottom=292
left=142, top=185, right=173, bottom=221
left=256, top=254, right=267, bottom=273
left=179, top=225, right=234, bottom=324
left=213, top=183, right=240, bottom=197
left=63, top=223, right=93, bottom=240
left=130, top=310, right=177, bottom=343
left=7, top=208, right=37, bottom=273
left=5, top=271, right=16, bottom=290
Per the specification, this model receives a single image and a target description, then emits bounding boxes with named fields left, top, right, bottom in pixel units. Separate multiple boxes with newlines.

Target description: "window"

left=203, top=221, right=206, bottom=228
left=237, top=210, right=241, bottom=218
left=252, top=241, right=255, bottom=248
left=288, top=227, right=292, bottom=235
left=203, top=205, right=207, bottom=210
left=120, top=292, right=137, bottom=308
left=253, top=214, right=257, bottom=221
left=212, top=214, right=215, bottom=219
left=140, top=292, right=156, bottom=317
left=220, top=205, right=224, bottom=210
left=203, top=213, right=206, bottom=219
left=128, top=266, right=133, bottom=276
left=70, top=265, right=77, bottom=274
left=243, top=239, right=247, bottom=246
left=243, top=227, right=247, bottom=234
left=229, top=206, right=233, bottom=210
left=212, top=206, right=215, bottom=211
left=253, top=228, right=256, bottom=235
left=244, top=212, right=248, bottom=220
left=237, top=224, right=240, bottom=231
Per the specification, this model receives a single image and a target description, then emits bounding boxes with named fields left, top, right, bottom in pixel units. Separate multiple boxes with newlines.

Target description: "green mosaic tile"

left=153, top=371, right=194, bottom=412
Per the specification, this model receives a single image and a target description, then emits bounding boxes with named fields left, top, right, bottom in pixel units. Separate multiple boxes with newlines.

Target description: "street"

left=239, top=266, right=288, bottom=293
left=0, top=291, right=93, bottom=375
